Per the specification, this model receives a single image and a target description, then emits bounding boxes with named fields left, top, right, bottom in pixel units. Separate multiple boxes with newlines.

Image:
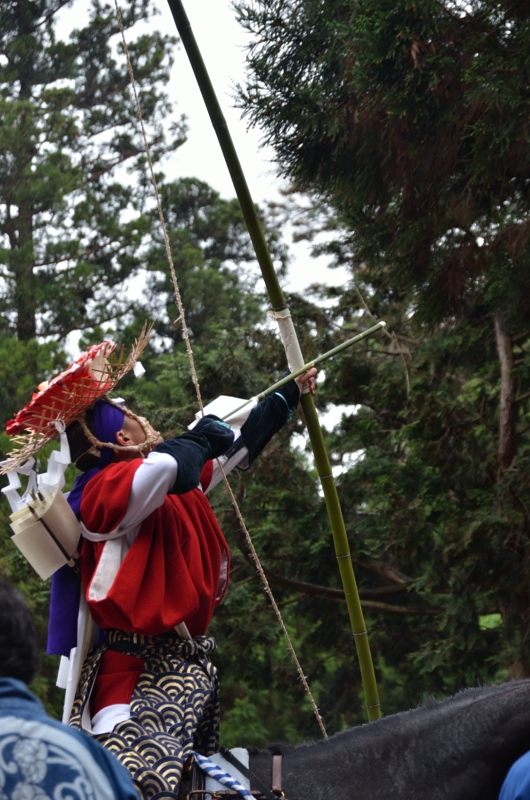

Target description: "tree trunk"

left=14, top=206, right=36, bottom=341
left=12, top=2, right=37, bottom=341
left=494, top=310, right=517, bottom=469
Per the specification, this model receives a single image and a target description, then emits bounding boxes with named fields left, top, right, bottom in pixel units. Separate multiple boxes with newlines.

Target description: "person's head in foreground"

left=0, top=576, right=38, bottom=685
left=0, top=580, right=139, bottom=799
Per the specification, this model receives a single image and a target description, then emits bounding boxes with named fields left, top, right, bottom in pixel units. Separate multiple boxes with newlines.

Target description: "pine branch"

left=353, top=558, right=414, bottom=585
left=34, top=0, right=72, bottom=29
left=234, top=537, right=439, bottom=613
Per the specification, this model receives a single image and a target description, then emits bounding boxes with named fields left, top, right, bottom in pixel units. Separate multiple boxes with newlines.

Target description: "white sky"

left=58, top=0, right=354, bottom=431
left=158, top=1, right=352, bottom=429
left=57, top=0, right=350, bottom=294
left=129, top=0, right=350, bottom=295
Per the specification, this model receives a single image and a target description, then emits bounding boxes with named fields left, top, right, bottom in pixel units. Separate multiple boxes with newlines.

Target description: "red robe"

left=78, top=459, right=228, bottom=714
left=80, top=459, right=229, bottom=636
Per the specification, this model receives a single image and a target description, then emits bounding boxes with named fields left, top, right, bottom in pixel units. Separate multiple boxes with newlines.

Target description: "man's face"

left=118, top=415, right=163, bottom=455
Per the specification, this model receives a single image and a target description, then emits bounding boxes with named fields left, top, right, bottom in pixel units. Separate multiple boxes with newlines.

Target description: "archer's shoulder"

left=85, top=460, right=143, bottom=490
left=80, top=460, right=142, bottom=532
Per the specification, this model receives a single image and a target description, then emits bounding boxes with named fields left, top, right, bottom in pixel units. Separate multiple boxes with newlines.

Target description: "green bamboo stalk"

left=165, top=0, right=381, bottom=722
left=222, top=321, right=386, bottom=422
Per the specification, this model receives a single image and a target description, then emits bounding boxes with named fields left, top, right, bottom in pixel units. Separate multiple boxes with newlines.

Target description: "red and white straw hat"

left=2, top=324, right=152, bottom=473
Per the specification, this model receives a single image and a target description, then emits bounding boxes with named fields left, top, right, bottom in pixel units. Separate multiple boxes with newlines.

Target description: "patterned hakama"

left=70, top=631, right=220, bottom=799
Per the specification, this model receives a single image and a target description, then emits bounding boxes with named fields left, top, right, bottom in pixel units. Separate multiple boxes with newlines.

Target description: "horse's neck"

left=250, top=681, right=530, bottom=800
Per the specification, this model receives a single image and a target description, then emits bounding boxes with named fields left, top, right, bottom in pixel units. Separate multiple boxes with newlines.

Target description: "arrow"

left=222, top=321, right=386, bottom=422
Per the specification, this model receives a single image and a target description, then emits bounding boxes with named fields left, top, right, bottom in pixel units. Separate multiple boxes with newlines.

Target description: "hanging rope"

left=113, top=0, right=203, bottom=412
left=113, top=0, right=328, bottom=739
left=215, top=460, right=327, bottom=738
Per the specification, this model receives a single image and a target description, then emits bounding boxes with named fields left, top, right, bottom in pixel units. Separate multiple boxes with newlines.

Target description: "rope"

left=191, top=752, right=253, bottom=799
left=113, top=1, right=328, bottom=739
left=216, top=458, right=328, bottom=738
left=113, top=0, right=203, bottom=412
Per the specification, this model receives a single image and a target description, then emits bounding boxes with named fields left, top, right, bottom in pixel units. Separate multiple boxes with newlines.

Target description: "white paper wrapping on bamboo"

left=270, top=306, right=309, bottom=394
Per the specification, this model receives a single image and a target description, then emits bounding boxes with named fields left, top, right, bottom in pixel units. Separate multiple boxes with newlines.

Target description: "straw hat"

left=2, top=324, right=152, bottom=473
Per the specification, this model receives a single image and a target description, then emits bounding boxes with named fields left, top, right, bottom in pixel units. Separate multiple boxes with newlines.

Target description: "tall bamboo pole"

left=165, top=0, right=381, bottom=722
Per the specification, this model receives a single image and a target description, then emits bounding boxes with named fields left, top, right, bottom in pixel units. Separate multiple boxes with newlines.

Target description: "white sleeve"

left=119, top=451, right=178, bottom=530
left=203, top=429, right=250, bottom=495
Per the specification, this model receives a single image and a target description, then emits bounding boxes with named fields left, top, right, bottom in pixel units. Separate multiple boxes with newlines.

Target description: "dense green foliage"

left=237, top=0, right=530, bottom=324
left=0, top=0, right=342, bottom=743
left=0, top=0, right=183, bottom=340
left=233, top=0, right=530, bottom=718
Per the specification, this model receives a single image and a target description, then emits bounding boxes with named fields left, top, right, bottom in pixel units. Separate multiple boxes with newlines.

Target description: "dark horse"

left=247, top=680, right=530, bottom=799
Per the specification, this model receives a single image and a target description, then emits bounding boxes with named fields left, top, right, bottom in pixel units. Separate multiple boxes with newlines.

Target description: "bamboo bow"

left=164, top=0, right=382, bottom=723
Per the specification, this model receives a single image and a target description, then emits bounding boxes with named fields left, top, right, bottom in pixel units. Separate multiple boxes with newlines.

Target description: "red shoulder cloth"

left=80, top=461, right=229, bottom=637
left=81, top=461, right=137, bottom=532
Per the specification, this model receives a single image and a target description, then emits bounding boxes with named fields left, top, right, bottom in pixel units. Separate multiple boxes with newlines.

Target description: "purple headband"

left=91, top=400, right=126, bottom=470
left=67, top=400, right=125, bottom=514
left=47, top=400, right=125, bottom=656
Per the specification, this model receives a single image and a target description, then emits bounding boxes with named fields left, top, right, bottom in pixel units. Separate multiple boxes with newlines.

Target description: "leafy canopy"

left=236, top=0, right=530, bottom=324
left=0, top=0, right=184, bottom=340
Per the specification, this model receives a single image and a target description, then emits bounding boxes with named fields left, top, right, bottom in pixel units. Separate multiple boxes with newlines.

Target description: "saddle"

left=183, top=747, right=286, bottom=800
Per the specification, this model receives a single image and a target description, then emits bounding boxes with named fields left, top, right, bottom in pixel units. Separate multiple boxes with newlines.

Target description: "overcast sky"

left=58, top=0, right=349, bottom=294
left=152, top=0, right=282, bottom=207
left=56, top=0, right=352, bottom=427
left=134, top=0, right=350, bottom=295
left=151, top=0, right=353, bottom=434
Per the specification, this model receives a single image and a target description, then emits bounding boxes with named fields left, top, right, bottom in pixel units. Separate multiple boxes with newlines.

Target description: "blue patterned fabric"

left=499, top=751, right=530, bottom=800
left=0, top=678, right=137, bottom=800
